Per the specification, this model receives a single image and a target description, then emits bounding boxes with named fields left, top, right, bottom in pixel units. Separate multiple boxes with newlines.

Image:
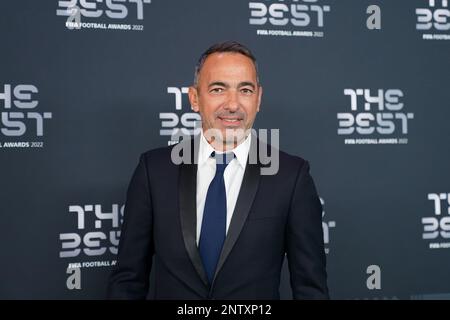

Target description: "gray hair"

left=193, top=41, right=260, bottom=86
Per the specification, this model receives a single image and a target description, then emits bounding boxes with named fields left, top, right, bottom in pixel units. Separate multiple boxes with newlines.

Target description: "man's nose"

left=225, top=90, right=240, bottom=112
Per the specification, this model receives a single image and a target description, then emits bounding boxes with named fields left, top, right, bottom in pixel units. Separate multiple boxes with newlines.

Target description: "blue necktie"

left=199, top=151, right=234, bottom=283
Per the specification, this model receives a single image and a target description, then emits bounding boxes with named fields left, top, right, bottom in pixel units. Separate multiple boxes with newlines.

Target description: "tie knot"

left=211, top=151, right=234, bottom=172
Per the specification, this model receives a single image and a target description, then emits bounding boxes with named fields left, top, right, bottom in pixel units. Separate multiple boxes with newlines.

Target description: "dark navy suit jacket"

left=107, top=135, right=329, bottom=299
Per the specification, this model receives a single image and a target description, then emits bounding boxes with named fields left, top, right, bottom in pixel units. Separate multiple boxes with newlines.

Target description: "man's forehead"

left=203, top=52, right=254, bottom=68
left=199, top=53, right=258, bottom=82
left=206, top=81, right=257, bottom=88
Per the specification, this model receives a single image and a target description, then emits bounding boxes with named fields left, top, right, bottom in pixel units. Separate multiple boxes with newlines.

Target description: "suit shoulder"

left=141, top=145, right=173, bottom=158
left=139, top=144, right=176, bottom=167
left=277, top=148, right=309, bottom=172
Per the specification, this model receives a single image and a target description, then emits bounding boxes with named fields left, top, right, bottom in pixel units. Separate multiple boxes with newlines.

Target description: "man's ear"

left=188, top=86, right=200, bottom=112
left=256, top=85, right=263, bottom=112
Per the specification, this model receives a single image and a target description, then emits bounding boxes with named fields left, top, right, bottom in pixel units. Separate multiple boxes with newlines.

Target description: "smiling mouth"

left=220, top=118, right=240, bottom=122
left=218, top=117, right=243, bottom=126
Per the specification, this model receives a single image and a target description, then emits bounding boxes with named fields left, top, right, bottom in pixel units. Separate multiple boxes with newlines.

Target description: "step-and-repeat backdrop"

left=1, top=0, right=449, bottom=299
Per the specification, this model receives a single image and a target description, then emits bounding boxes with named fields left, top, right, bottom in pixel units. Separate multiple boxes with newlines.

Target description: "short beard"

left=203, top=128, right=250, bottom=149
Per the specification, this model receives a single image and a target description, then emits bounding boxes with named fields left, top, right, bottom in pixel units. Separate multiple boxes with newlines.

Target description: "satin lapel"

left=178, top=136, right=209, bottom=286
left=212, top=135, right=262, bottom=283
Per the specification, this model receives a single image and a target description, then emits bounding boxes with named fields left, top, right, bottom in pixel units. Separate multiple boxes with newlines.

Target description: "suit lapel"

left=179, top=134, right=265, bottom=287
left=212, top=135, right=262, bottom=283
left=178, top=136, right=209, bottom=286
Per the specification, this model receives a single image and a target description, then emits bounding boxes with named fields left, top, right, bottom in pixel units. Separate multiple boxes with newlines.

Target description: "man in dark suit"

left=107, top=41, right=329, bottom=299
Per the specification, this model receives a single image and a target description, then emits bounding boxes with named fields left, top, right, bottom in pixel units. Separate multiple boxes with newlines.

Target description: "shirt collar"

left=198, top=131, right=251, bottom=169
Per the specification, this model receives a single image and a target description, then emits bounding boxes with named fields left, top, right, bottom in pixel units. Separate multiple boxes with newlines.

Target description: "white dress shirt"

left=196, top=132, right=251, bottom=245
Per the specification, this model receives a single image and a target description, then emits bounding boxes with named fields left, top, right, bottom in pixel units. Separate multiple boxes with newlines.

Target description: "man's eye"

left=241, top=88, right=254, bottom=94
left=210, top=88, right=224, bottom=93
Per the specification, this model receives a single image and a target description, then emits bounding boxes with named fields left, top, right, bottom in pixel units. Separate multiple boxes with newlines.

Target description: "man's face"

left=188, top=52, right=262, bottom=147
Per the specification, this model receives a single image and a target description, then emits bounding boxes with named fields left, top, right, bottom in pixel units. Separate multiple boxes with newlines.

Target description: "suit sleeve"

left=286, top=160, right=329, bottom=299
left=107, top=153, right=154, bottom=299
